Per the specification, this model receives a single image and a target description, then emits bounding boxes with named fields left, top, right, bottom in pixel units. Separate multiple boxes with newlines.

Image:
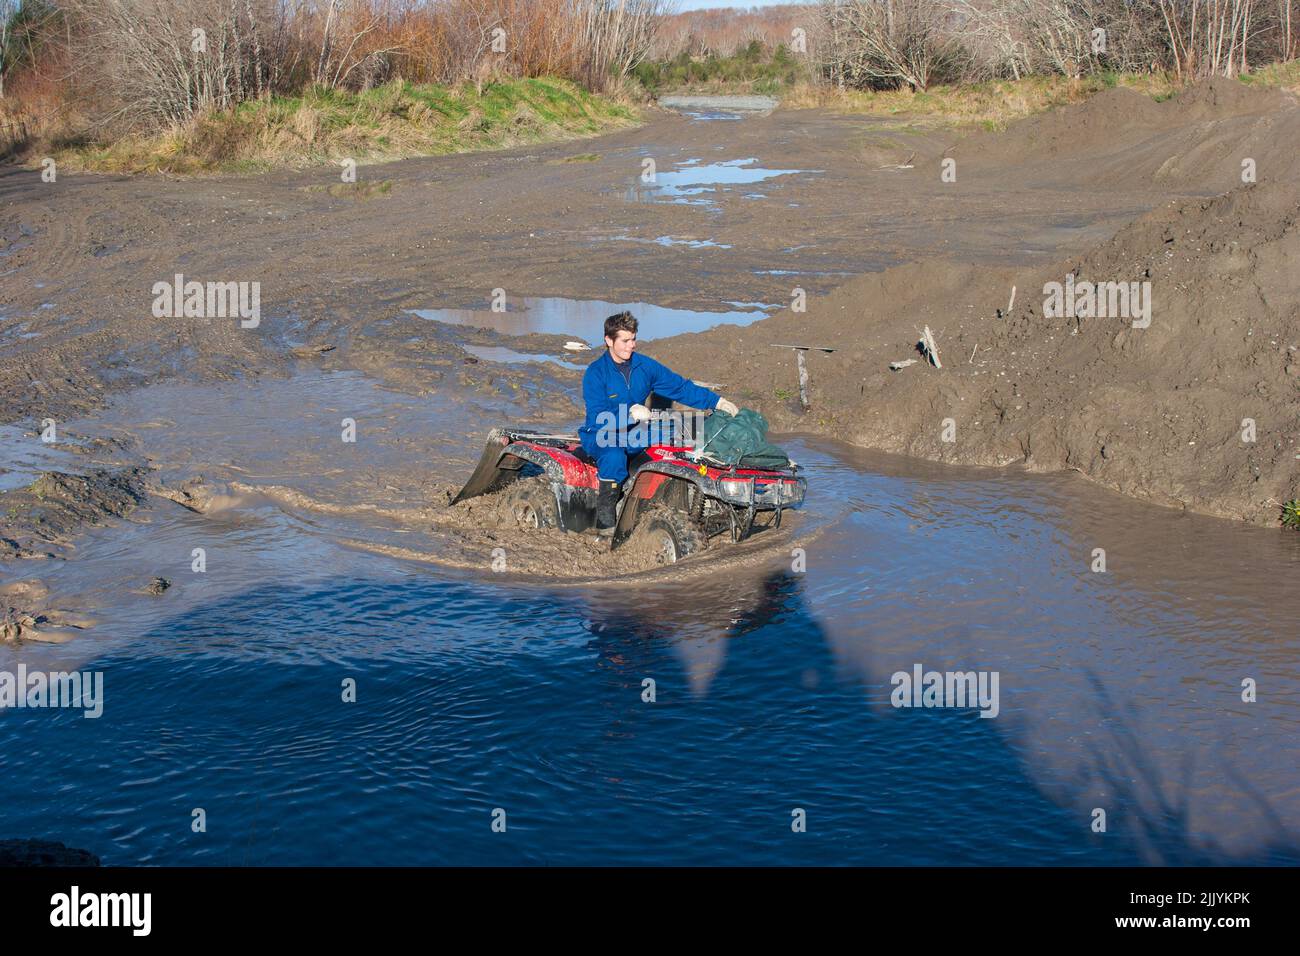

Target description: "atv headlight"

left=720, top=479, right=751, bottom=498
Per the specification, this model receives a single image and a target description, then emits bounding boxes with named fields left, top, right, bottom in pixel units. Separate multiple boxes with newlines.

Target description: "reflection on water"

left=410, top=296, right=770, bottom=342
left=1, top=378, right=1298, bottom=865
left=624, top=158, right=815, bottom=207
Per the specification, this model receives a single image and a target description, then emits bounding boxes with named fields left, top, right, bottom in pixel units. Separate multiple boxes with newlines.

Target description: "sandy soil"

left=1, top=79, right=1297, bottom=571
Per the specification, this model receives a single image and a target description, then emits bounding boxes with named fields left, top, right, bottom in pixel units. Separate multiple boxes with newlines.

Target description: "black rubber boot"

left=595, top=480, right=621, bottom=530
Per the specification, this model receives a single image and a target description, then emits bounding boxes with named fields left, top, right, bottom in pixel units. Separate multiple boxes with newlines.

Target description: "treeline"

left=813, top=0, right=1298, bottom=91
left=646, top=1, right=1299, bottom=92
left=4, top=0, right=1299, bottom=139
left=647, top=4, right=810, bottom=57
left=0, top=0, right=664, bottom=131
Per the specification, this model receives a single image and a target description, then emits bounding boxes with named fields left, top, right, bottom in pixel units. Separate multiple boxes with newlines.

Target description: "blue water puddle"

left=648, top=235, right=730, bottom=248
left=625, top=158, right=816, bottom=207
left=725, top=300, right=782, bottom=311
left=678, top=110, right=744, bottom=121
left=0, top=574, right=1112, bottom=866
left=0, top=319, right=41, bottom=342
left=410, top=296, right=770, bottom=342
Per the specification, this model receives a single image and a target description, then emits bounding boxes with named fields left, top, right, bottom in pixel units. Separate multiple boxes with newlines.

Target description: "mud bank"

left=0, top=466, right=149, bottom=560
left=650, top=82, right=1300, bottom=526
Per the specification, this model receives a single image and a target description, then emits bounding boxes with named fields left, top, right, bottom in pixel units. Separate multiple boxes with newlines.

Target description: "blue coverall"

left=579, top=351, right=720, bottom=483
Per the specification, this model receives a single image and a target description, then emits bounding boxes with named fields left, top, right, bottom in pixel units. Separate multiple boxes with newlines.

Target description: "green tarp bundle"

left=697, top=408, right=791, bottom=470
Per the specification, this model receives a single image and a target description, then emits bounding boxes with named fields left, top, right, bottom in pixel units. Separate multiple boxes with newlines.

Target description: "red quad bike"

left=453, top=427, right=807, bottom=564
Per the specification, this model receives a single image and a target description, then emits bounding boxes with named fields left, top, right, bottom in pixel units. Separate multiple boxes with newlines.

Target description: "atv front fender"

left=452, top=429, right=577, bottom=506
left=451, top=429, right=515, bottom=504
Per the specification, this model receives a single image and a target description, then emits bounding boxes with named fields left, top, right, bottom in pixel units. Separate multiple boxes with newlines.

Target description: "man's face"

left=606, top=329, right=636, bottom=363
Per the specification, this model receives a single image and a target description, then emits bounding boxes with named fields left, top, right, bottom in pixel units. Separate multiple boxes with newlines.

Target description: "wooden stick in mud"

left=771, top=344, right=837, bottom=412
left=919, top=326, right=942, bottom=368
left=796, top=350, right=810, bottom=410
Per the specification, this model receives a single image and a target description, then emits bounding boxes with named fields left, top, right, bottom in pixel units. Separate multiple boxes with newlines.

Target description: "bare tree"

left=575, top=0, right=668, bottom=91
left=818, top=0, right=961, bottom=90
left=1282, top=0, right=1297, bottom=61
left=57, top=0, right=295, bottom=127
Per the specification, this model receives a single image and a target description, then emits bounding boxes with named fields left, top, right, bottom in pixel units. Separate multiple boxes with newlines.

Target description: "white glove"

left=629, top=403, right=651, bottom=423
left=715, top=398, right=739, bottom=416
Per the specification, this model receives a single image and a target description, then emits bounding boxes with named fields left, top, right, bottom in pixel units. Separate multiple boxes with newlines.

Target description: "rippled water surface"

left=2, top=373, right=1296, bottom=865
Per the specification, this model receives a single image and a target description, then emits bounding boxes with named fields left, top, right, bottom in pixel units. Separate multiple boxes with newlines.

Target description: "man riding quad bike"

left=453, top=311, right=806, bottom=564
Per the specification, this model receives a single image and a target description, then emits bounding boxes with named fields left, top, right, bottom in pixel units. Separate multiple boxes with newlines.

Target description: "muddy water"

left=659, top=95, right=779, bottom=119
left=1, top=368, right=1296, bottom=865
left=0, top=424, right=78, bottom=491
left=460, top=344, right=587, bottom=370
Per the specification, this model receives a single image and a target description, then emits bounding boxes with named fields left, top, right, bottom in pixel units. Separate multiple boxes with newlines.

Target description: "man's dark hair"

left=604, top=311, right=637, bottom=341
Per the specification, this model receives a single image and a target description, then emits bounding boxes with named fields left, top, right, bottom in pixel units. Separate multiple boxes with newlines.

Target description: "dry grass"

left=781, top=73, right=1184, bottom=129
left=0, top=76, right=86, bottom=164
left=1240, top=58, right=1300, bottom=93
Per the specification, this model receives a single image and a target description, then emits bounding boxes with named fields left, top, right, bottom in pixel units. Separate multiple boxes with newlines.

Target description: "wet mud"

left=1, top=78, right=1297, bottom=626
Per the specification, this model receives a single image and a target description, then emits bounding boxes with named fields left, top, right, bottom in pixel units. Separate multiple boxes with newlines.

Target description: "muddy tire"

left=499, top=477, right=561, bottom=529
left=634, top=507, right=707, bottom=565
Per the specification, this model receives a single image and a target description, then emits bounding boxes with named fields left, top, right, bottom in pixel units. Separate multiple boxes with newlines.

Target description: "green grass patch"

left=50, top=77, right=640, bottom=175
left=1240, top=59, right=1300, bottom=91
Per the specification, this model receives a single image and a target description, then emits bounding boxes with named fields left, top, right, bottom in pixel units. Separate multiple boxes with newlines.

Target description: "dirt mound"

left=0, top=467, right=149, bottom=560
left=649, top=177, right=1300, bottom=526
left=982, top=86, right=1163, bottom=156
left=957, top=78, right=1300, bottom=192
left=1175, top=75, right=1291, bottom=118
